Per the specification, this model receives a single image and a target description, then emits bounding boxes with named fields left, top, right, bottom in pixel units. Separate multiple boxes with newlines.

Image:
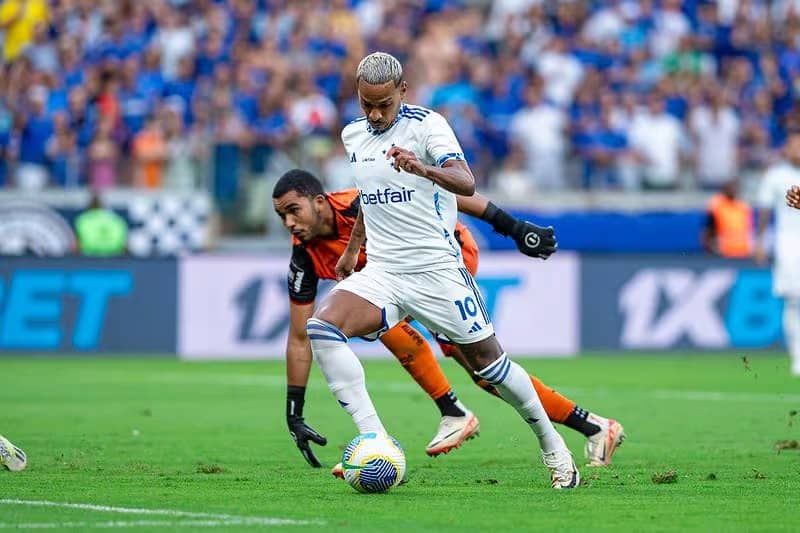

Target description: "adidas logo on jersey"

left=349, top=152, right=376, bottom=163
left=360, top=187, right=416, bottom=205
left=468, top=322, right=482, bottom=334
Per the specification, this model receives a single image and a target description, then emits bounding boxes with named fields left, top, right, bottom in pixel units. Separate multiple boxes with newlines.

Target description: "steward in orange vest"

left=702, top=180, right=753, bottom=258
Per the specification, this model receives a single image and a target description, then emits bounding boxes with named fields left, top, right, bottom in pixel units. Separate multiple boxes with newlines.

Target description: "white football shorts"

left=332, top=263, right=494, bottom=344
left=774, top=251, right=800, bottom=297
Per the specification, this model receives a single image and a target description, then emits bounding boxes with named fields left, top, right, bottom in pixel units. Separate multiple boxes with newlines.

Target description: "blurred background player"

left=0, top=434, right=27, bottom=472
left=756, top=131, right=800, bottom=376
left=273, top=169, right=624, bottom=468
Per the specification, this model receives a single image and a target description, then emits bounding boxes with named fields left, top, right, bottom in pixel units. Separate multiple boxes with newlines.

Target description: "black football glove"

left=481, top=201, right=558, bottom=260
left=511, top=220, right=557, bottom=260
left=287, top=414, right=327, bottom=467
left=287, top=386, right=327, bottom=468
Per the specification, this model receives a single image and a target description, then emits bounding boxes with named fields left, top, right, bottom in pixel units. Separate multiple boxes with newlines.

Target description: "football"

left=341, top=432, right=406, bottom=493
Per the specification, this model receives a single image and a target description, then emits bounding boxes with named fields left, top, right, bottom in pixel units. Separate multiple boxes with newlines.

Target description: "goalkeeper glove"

left=286, top=385, right=327, bottom=468
left=481, top=202, right=557, bottom=260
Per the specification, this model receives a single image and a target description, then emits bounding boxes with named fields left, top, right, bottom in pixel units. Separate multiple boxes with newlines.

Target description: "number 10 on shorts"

left=454, top=296, right=478, bottom=321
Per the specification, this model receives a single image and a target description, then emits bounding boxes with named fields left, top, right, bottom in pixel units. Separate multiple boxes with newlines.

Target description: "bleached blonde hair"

left=356, top=52, right=403, bottom=86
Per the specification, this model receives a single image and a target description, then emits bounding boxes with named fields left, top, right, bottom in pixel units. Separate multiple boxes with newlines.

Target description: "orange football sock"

left=530, top=376, right=575, bottom=423
left=380, top=322, right=452, bottom=401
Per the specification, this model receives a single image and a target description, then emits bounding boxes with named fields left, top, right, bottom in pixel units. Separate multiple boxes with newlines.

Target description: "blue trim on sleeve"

left=436, top=152, right=465, bottom=167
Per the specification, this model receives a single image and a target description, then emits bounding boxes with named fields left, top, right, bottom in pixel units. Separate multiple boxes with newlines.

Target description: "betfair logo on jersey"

left=360, top=187, right=416, bottom=205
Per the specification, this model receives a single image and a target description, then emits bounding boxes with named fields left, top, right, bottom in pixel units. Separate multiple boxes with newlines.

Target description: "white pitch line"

left=0, top=500, right=322, bottom=527
left=147, top=373, right=421, bottom=393
left=557, top=387, right=800, bottom=403
left=648, top=389, right=800, bottom=403
left=146, top=373, right=800, bottom=403
left=0, top=520, right=247, bottom=529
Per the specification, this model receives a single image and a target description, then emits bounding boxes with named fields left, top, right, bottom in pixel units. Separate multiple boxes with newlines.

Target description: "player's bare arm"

left=287, top=300, right=315, bottom=388
left=457, top=193, right=557, bottom=260
left=286, top=299, right=327, bottom=467
left=455, top=193, right=490, bottom=217
left=787, top=185, right=800, bottom=209
left=386, top=147, right=475, bottom=196
left=336, top=208, right=365, bottom=281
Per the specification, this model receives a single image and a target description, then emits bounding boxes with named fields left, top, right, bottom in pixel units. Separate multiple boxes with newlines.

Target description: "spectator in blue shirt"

left=195, top=30, right=229, bottom=79
left=46, top=112, right=81, bottom=188
left=232, top=66, right=259, bottom=125
left=0, top=98, right=12, bottom=187
left=137, top=48, right=166, bottom=103
left=16, top=88, right=54, bottom=190
left=429, top=61, right=479, bottom=110
left=67, top=86, right=97, bottom=151
left=46, top=78, right=70, bottom=115
left=315, top=53, right=343, bottom=102
left=89, top=17, right=136, bottom=64
left=163, top=55, right=198, bottom=125
left=251, top=88, right=292, bottom=174
left=584, top=104, right=629, bottom=189
left=59, top=40, right=86, bottom=89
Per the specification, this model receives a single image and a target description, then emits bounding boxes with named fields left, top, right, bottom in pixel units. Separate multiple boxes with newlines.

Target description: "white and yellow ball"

left=341, top=432, right=405, bottom=493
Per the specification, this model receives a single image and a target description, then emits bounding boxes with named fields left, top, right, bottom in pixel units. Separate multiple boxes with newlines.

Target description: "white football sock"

left=475, top=354, right=564, bottom=453
left=783, top=298, right=800, bottom=375
left=307, top=318, right=385, bottom=433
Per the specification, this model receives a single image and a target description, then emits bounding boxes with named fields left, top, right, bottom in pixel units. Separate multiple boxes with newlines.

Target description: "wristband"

left=287, top=385, right=306, bottom=418
left=481, top=202, right=517, bottom=237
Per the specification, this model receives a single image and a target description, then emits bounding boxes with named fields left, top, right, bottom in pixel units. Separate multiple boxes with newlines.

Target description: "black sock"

left=564, top=406, right=602, bottom=437
left=434, top=390, right=466, bottom=417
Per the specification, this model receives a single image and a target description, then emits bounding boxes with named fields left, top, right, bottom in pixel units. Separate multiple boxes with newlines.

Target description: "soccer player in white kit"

left=756, top=131, right=800, bottom=377
left=305, top=52, right=579, bottom=488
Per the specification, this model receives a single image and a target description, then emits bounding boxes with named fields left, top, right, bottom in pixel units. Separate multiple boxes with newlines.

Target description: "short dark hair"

left=272, top=169, right=325, bottom=199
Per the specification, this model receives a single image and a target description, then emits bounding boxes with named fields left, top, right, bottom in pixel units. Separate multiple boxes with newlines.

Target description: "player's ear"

left=399, top=80, right=407, bottom=100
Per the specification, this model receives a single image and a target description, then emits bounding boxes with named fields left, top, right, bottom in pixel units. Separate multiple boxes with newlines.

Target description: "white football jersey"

left=757, top=162, right=800, bottom=254
left=341, top=104, right=466, bottom=273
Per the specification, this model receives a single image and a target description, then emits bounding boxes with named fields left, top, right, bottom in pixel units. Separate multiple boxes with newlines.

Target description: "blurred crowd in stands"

left=2, top=0, right=800, bottom=229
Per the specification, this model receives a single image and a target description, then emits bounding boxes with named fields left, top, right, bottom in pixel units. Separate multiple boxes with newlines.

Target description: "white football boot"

left=541, top=440, right=580, bottom=489
left=425, top=411, right=480, bottom=456
left=331, top=462, right=344, bottom=479
left=584, top=416, right=626, bottom=467
left=0, top=435, right=27, bottom=472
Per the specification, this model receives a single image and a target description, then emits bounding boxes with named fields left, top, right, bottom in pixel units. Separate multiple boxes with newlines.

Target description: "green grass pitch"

left=1, top=353, right=798, bottom=531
